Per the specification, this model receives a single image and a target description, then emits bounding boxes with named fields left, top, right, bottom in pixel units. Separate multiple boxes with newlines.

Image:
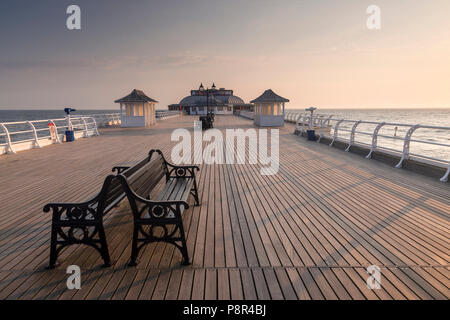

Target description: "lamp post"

left=200, top=82, right=216, bottom=114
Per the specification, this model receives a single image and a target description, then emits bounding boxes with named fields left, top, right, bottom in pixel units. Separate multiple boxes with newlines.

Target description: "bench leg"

left=192, top=177, right=200, bottom=206
left=98, top=225, right=111, bottom=268
left=128, top=225, right=139, bottom=267
left=47, top=226, right=58, bottom=269
left=178, top=223, right=191, bottom=265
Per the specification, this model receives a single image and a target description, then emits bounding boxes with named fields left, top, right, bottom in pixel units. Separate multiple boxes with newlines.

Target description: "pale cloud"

left=0, top=52, right=248, bottom=72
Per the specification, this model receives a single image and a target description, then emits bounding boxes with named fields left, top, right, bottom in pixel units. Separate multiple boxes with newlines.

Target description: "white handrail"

left=345, top=120, right=362, bottom=152
left=0, top=123, right=15, bottom=154
left=286, top=112, right=450, bottom=182
left=395, top=124, right=420, bottom=168
left=366, top=122, right=386, bottom=159
left=156, top=110, right=181, bottom=120
left=26, top=121, right=41, bottom=149
left=0, top=115, right=108, bottom=155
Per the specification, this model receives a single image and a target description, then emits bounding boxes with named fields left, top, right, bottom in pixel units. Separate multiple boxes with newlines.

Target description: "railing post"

left=27, top=121, right=41, bottom=148
left=301, top=115, right=307, bottom=134
left=49, top=120, right=62, bottom=144
left=318, top=115, right=332, bottom=143
left=440, top=163, right=449, bottom=182
left=345, top=120, right=362, bottom=152
left=69, top=118, right=74, bottom=134
left=314, top=116, right=321, bottom=128
left=82, top=117, right=89, bottom=137
left=330, top=120, right=344, bottom=147
left=366, top=122, right=385, bottom=159
left=91, top=117, right=100, bottom=136
left=295, top=113, right=302, bottom=131
left=0, top=123, right=15, bottom=154
left=395, top=124, right=420, bottom=168
left=317, top=118, right=324, bottom=143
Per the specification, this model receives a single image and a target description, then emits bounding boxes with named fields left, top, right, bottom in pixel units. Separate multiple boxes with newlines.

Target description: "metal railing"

left=285, top=112, right=450, bottom=182
left=86, top=113, right=121, bottom=127
left=237, top=110, right=254, bottom=120
left=0, top=111, right=183, bottom=155
left=156, top=110, right=181, bottom=120
left=0, top=116, right=100, bottom=155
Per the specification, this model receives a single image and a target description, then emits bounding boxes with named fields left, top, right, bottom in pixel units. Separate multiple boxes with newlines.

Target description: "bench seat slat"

left=156, top=178, right=178, bottom=201
left=157, top=178, right=194, bottom=204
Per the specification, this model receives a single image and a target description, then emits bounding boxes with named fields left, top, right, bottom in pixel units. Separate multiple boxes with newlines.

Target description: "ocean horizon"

left=1, top=107, right=449, bottom=125
left=1, top=108, right=449, bottom=161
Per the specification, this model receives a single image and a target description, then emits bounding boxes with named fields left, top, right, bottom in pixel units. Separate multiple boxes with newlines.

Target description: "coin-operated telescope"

left=305, top=107, right=317, bottom=141
left=64, top=107, right=77, bottom=142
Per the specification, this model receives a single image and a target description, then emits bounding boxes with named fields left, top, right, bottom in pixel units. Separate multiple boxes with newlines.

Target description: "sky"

left=0, top=0, right=449, bottom=110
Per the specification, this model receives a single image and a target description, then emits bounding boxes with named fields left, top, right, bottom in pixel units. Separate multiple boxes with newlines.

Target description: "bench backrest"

left=124, top=152, right=168, bottom=199
left=92, top=152, right=169, bottom=217
left=121, top=157, right=150, bottom=177
left=97, top=175, right=126, bottom=215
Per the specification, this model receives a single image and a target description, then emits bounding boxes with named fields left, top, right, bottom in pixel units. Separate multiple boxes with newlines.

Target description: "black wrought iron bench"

left=44, top=157, right=151, bottom=269
left=115, top=149, right=200, bottom=266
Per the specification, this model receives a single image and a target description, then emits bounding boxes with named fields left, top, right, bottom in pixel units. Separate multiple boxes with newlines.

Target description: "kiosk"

left=251, top=89, right=289, bottom=127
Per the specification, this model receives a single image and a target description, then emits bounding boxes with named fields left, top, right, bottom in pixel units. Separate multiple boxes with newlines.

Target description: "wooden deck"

left=0, top=115, right=448, bottom=300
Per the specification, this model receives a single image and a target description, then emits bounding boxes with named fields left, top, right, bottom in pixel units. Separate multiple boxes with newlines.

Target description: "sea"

left=1, top=108, right=449, bottom=163
left=0, top=109, right=116, bottom=123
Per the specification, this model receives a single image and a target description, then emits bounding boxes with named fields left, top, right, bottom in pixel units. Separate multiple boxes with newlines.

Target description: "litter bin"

left=65, top=130, right=75, bottom=142
left=307, top=130, right=316, bottom=141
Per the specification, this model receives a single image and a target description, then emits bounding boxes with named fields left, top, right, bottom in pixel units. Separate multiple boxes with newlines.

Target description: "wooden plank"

left=240, top=268, right=257, bottom=300
left=191, top=269, right=205, bottom=300
left=178, top=269, right=194, bottom=300
left=217, top=268, right=231, bottom=300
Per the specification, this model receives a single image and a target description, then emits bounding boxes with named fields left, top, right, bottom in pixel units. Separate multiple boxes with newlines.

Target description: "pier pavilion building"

left=168, top=83, right=253, bottom=115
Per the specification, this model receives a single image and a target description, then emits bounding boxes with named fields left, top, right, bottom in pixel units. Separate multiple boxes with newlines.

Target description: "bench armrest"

left=112, top=162, right=138, bottom=174
left=131, top=194, right=189, bottom=220
left=112, top=166, right=130, bottom=174
left=132, top=192, right=189, bottom=210
left=167, top=163, right=200, bottom=171
left=43, top=195, right=100, bottom=222
left=148, top=149, right=199, bottom=178
left=167, top=164, right=199, bottom=179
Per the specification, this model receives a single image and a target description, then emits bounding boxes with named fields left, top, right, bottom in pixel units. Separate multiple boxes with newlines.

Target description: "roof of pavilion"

left=114, top=89, right=158, bottom=103
left=250, top=89, right=289, bottom=103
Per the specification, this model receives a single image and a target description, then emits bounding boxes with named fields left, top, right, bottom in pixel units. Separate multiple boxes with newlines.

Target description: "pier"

left=0, top=115, right=448, bottom=300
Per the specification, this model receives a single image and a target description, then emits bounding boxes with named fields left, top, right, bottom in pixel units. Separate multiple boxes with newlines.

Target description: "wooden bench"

left=44, top=156, right=152, bottom=269
left=115, top=149, right=200, bottom=266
